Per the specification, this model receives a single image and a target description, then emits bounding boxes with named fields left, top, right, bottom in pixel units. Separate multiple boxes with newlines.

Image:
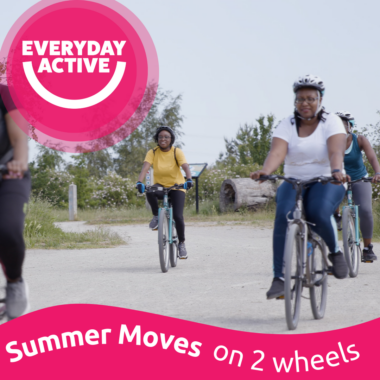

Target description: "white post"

left=69, top=183, right=77, bottom=221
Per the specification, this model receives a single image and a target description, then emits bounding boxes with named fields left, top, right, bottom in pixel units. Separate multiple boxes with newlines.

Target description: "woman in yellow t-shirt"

left=136, top=126, right=193, bottom=259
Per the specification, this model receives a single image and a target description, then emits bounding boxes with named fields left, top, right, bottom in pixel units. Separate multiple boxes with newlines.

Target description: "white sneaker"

left=6, top=278, right=30, bottom=320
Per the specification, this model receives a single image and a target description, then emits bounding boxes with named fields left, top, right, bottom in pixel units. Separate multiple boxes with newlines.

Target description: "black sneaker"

left=363, top=244, right=377, bottom=261
left=328, top=251, right=348, bottom=279
left=266, top=277, right=284, bottom=299
left=178, top=242, right=188, bottom=259
left=149, top=216, right=159, bottom=230
left=334, top=213, right=342, bottom=231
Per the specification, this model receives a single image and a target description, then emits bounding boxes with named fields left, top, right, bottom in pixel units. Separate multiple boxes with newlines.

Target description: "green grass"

left=24, top=199, right=125, bottom=249
left=52, top=199, right=276, bottom=228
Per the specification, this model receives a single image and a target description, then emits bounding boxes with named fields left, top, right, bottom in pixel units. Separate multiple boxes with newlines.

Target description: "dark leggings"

left=273, top=181, right=345, bottom=278
left=0, top=173, right=31, bottom=280
left=351, top=181, right=373, bottom=239
left=146, top=187, right=186, bottom=242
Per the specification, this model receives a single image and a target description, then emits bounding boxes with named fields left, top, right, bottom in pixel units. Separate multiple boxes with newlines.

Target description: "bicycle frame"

left=342, top=183, right=360, bottom=247
left=158, top=193, right=175, bottom=244
left=286, top=189, right=315, bottom=287
left=278, top=177, right=332, bottom=287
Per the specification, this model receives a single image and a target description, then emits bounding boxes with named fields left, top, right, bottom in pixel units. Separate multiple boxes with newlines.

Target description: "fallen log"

left=219, top=178, right=277, bottom=212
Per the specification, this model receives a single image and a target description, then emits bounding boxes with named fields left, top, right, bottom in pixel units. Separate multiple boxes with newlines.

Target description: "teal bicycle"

left=145, top=184, right=184, bottom=273
left=342, top=177, right=374, bottom=278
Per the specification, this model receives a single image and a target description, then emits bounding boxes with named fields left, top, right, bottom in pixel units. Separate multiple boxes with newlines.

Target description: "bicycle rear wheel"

left=309, top=238, right=328, bottom=319
left=158, top=211, right=170, bottom=273
left=169, top=223, right=178, bottom=267
left=342, top=207, right=360, bottom=277
left=284, top=223, right=303, bottom=330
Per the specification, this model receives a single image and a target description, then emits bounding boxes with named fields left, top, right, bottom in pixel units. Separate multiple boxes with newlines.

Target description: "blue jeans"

left=273, top=181, right=345, bottom=278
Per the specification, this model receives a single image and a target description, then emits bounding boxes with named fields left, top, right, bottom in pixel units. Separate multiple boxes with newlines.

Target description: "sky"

left=1, top=0, right=380, bottom=165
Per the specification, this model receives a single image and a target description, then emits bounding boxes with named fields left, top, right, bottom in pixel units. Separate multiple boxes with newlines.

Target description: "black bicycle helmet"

left=154, top=126, right=175, bottom=145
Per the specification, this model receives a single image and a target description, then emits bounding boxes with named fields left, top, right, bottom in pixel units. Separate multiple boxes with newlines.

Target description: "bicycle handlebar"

left=144, top=184, right=185, bottom=193
left=0, top=165, right=8, bottom=181
left=348, top=177, right=375, bottom=184
left=256, top=175, right=341, bottom=186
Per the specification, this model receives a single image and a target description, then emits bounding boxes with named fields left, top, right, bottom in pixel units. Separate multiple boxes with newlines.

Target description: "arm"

left=137, top=161, right=151, bottom=183
left=5, top=111, right=28, bottom=178
left=358, top=135, right=380, bottom=182
left=181, top=163, right=192, bottom=180
left=327, top=133, right=346, bottom=182
left=250, top=137, right=288, bottom=179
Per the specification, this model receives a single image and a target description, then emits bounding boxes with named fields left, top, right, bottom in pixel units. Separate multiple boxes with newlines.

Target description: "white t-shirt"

left=272, top=113, right=346, bottom=180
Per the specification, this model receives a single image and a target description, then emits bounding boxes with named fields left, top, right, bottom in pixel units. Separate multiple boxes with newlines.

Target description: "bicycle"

left=342, top=177, right=375, bottom=277
left=257, top=175, right=340, bottom=330
left=145, top=184, right=185, bottom=273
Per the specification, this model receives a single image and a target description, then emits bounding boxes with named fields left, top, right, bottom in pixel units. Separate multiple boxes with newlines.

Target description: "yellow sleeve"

left=176, top=148, right=187, bottom=166
left=144, top=149, right=154, bottom=164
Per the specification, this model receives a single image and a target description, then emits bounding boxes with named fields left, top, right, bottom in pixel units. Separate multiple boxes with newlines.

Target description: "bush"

left=185, top=163, right=260, bottom=209
left=89, top=172, right=145, bottom=208
left=31, top=168, right=73, bottom=208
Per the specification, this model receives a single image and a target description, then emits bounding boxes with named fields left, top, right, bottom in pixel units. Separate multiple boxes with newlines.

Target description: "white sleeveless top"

left=272, top=113, right=346, bottom=180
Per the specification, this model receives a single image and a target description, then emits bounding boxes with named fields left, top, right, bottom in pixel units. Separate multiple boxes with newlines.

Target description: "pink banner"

left=0, top=305, right=374, bottom=378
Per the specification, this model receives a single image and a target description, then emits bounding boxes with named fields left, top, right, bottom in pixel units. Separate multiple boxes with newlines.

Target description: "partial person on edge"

left=334, top=111, right=380, bottom=261
left=0, top=83, right=31, bottom=320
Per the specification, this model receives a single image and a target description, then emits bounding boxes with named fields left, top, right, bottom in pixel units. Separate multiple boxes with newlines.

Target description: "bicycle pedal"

left=327, top=266, right=334, bottom=275
left=276, top=295, right=285, bottom=300
left=362, top=260, right=373, bottom=263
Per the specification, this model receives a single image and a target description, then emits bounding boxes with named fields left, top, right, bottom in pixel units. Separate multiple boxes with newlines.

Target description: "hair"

left=291, top=107, right=329, bottom=131
left=154, top=127, right=175, bottom=147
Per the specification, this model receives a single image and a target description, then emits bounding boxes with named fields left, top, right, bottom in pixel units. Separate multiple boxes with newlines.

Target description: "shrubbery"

left=31, top=170, right=145, bottom=209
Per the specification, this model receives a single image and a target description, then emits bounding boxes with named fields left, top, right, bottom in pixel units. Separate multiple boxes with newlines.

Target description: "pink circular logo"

left=1, top=0, right=159, bottom=152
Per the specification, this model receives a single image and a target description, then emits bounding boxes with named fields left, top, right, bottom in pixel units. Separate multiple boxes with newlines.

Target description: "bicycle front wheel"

left=169, top=223, right=178, bottom=268
left=284, top=223, right=303, bottom=330
left=342, top=207, right=360, bottom=277
left=158, top=211, right=170, bottom=273
left=309, top=238, right=328, bottom=319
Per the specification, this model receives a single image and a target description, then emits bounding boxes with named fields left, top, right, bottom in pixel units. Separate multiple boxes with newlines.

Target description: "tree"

left=70, top=149, right=113, bottom=178
left=113, top=87, right=185, bottom=178
left=33, top=144, right=65, bottom=171
left=218, top=114, right=275, bottom=167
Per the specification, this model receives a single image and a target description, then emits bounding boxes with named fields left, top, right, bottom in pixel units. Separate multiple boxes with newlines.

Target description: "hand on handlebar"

left=250, top=169, right=270, bottom=183
left=183, top=179, right=193, bottom=190
left=4, top=160, right=26, bottom=179
left=136, top=181, right=145, bottom=194
left=331, top=171, right=348, bottom=185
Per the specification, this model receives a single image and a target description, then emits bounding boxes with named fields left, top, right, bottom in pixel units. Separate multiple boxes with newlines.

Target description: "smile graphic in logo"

left=22, top=40, right=127, bottom=109
left=1, top=0, right=159, bottom=152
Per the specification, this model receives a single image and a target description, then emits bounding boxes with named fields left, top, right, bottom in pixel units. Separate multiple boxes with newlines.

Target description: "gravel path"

left=21, top=221, right=380, bottom=334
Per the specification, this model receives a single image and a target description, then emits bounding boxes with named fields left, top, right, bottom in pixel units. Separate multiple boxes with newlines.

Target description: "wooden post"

left=145, top=168, right=154, bottom=211
left=69, top=183, right=77, bottom=221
